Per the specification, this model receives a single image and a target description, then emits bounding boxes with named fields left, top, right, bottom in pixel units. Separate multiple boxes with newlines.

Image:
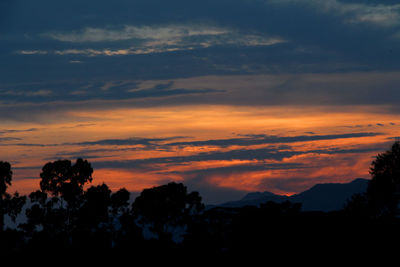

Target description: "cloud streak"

left=0, top=128, right=38, bottom=135
left=14, top=132, right=379, bottom=149
left=70, top=136, right=188, bottom=147
left=18, top=24, right=286, bottom=57
left=91, top=139, right=386, bottom=171
left=271, top=0, right=400, bottom=27
left=42, top=25, right=230, bottom=43
left=166, top=132, right=383, bottom=148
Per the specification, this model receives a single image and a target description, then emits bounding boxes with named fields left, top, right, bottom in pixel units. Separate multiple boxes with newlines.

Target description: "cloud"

left=85, top=141, right=386, bottom=203
left=90, top=148, right=296, bottom=170
left=17, top=50, right=48, bottom=55
left=42, top=25, right=230, bottom=43
left=4, top=0, right=400, bottom=83
left=22, top=132, right=380, bottom=150
left=0, top=79, right=221, bottom=105
left=0, top=136, right=189, bottom=149
left=70, top=136, right=187, bottom=147
left=2, top=71, right=400, bottom=124
left=0, top=137, right=21, bottom=142
left=271, top=0, right=400, bottom=27
left=166, top=132, right=383, bottom=148
left=18, top=24, right=285, bottom=57
left=0, top=89, right=52, bottom=97
left=92, top=141, right=384, bottom=171
left=0, top=128, right=38, bottom=135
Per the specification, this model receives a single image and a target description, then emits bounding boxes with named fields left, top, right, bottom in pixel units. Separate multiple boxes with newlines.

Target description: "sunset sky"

left=2, top=0, right=400, bottom=204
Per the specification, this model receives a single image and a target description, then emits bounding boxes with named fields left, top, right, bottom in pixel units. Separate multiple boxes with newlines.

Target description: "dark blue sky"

left=2, top=0, right=400, bottom=82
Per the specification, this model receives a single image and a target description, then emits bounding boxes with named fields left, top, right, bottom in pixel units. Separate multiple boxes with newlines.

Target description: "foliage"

left=1, top=145, right=400, bottom=257
left=39, top=158, right=93, bottom=207
left=0, top=161, right=12, bottom=196
left=367, top=141, right=400, bottom=217
left=0, top=161, right=26, bottom=232
left=132, top=182, right=204, bottom=240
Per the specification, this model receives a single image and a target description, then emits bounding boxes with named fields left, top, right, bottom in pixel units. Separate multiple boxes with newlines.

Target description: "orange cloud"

left=2, top=104, right=400, bottom=201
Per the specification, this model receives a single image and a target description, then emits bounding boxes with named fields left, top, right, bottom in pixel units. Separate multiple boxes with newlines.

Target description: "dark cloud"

left=0, top=80, right=221, bottom=103
left=0, top=128, right=38, bottom=135
left=0, top=136, right=188, bottom=149
left=70, top=136, right=188, bottom=147
left=166, top=132, right=383, bottom=148
left=2, top=131, right=382, bottom=152
left=3, top=71, right=400, bottom=124
left=92, top=143, right=385, bottom=171
left=0, top=143, right=52, bottom=147
left=60, top=123, right=97, bottom=129
left=90, top=148, right=294, bottom=170
left=50, top=148, right=128, bottom=159
left=0, top=137, right=21, bottom=142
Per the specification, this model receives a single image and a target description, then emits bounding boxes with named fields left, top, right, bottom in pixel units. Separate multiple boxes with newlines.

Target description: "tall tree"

left=78, top=183, right=112, bottom=230
left=0, top=161, right=26, bottom=232
left=39, top=158, right=93, bottom=235
left=0, top=161, right=12, bottom=197
left=132, top=182, right=204, bottom=241
left=40, top=158, right=93, bottom=207
left=367, top=141, right=400, bottom=217
left=0, top=161, right=12, bottom=231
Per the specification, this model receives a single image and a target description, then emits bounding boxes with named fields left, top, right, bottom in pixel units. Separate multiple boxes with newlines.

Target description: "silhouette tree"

left=344, top=193, right=369, bottom=218
left=23, top=190, right=48, bottom=233
left=78, top=183, right=111, bottom=230
left=132, top=182, right=204, bottom=241
left=40, top=158, right=93, bottom=207
left=0, top=161, right=26, bottom=232
left=111, top=188, right=130, bottom=215
left=0, top=161, right=12, bottom=231
left=0, top=161, right=12, bottom=197
left=36, top=158, right=93, bottom=239
left=22, top=190, right=66, bottom=246
left=367, top=141, right=400, bottom=218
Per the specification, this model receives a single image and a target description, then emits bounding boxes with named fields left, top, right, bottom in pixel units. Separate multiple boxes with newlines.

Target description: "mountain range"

left=215, top=178, right=369, bottom=212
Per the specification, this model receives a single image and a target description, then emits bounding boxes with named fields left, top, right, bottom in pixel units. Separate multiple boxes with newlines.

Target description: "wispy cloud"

left=54, top=132, right=384, bottom=150
left=17, top=50, right=48, bottom=55
left=166, top=132, right=383, bottom=148
left=18, top=24, right=285, bottom=57
left=271, top=0, right=400, bottom=27
left=0, top=137, right=21, bottom=142
left=70, top=136, right=188, bottom=147
left=0, top=89, right=52, bottom=97
left=91, top=143, right=386, bottom=171
left=42, top=25, right=230, bottom=43
left=0, top=128, right=38, bottom=135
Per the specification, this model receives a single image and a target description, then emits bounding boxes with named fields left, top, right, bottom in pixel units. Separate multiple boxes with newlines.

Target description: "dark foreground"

left=2, top=202, right=399, bottom=263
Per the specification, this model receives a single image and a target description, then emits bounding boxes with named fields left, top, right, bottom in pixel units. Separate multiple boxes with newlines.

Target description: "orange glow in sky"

left=2, top=102, right=398, bottom=203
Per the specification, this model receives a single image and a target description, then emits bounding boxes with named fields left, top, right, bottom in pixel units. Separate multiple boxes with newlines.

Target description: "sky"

left=1, top=0, right=400, bottom=204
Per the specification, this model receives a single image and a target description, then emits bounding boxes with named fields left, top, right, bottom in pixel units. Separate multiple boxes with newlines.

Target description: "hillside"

left=218, top=178, right=369, bottom=212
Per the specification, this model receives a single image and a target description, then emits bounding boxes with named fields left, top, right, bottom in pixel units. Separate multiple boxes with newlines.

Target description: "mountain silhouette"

left=218, top=178, right=369, bottom=212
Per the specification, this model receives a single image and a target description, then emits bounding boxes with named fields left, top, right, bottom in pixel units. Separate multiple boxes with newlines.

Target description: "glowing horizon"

left=3, top=102, right=399, bottom=203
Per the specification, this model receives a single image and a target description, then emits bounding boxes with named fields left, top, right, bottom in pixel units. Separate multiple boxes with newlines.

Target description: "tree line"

left=1, top=142, right=400, bottom=259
